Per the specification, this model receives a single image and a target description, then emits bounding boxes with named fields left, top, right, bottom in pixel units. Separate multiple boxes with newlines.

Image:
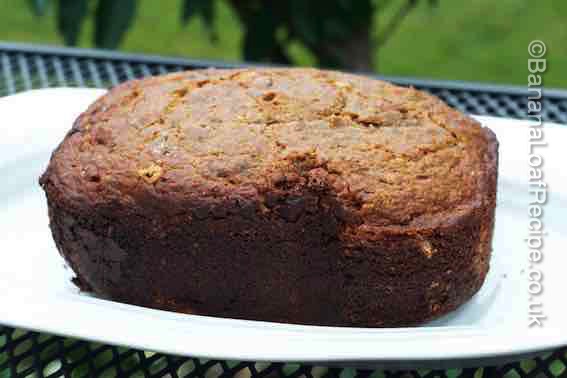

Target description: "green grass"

left=376, top=0, right=567, bottom=88
left=0, top=0, right=565, bottom=88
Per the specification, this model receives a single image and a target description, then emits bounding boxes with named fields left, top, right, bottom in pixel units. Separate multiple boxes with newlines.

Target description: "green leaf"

left=94, top=0, right=137, bottom=49
left=323, top=18, right=349, bottom=40
left=181, top=0, right=211, bottom=25
left=242, top=9, right=279, bottom=62
left=27, top=0, right=50, bottom=16
left=181, top=0, right=216, bottom=41
left=56, top=0, right=88, bottom=46
left=334, top=0, right=373, bottom=34
left=289, top=1, right=319, bottom=45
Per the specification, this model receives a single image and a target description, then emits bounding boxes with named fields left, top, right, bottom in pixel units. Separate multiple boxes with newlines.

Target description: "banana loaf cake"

left=39, top=68, right=498, bottom=327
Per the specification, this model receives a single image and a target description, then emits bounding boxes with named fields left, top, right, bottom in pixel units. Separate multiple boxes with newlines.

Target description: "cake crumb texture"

left=40, top=68, right=498, bottom=327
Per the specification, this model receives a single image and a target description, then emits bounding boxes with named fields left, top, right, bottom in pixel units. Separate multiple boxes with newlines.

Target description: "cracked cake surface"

left=40, top=68, right=498, bottom=327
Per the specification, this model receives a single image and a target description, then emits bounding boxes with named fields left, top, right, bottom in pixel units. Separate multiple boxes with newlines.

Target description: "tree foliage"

left=27, top=0, right=436, bottom=71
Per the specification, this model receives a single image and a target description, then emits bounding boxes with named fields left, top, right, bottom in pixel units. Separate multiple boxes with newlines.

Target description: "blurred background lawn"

left=1, top=0, right=565, bottom=88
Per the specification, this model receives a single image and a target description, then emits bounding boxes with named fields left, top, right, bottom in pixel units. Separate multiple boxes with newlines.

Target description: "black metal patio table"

left=0, top=42, right=566, bottom=378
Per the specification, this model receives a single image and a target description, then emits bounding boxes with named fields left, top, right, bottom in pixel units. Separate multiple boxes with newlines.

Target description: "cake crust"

left=40, top=68, right=498, bottom=327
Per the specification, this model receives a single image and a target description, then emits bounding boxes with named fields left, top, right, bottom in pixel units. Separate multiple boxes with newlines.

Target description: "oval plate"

left=0, top=88, right=566, bottom=369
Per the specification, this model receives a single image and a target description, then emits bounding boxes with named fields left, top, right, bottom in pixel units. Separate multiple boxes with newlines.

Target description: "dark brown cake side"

left=40, top=68, right=498, bottom=327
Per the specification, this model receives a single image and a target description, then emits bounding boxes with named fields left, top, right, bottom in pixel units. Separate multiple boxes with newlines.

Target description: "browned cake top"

left=44, top=68, right=496, bottom=228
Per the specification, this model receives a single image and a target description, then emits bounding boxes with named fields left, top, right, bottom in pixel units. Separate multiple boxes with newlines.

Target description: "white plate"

left=0, top=88, right=566, bottom=369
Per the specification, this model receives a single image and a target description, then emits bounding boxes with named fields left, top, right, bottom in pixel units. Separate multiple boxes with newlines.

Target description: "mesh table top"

left=0, top=42, right=566, bottom=378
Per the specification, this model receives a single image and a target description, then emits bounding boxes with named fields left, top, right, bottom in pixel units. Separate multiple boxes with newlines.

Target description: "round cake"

left=39, top=68, right=498, bottom=327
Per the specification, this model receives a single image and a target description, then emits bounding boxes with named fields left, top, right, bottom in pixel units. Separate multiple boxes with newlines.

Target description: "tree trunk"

left=323, top=29, right=375, bottom=73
